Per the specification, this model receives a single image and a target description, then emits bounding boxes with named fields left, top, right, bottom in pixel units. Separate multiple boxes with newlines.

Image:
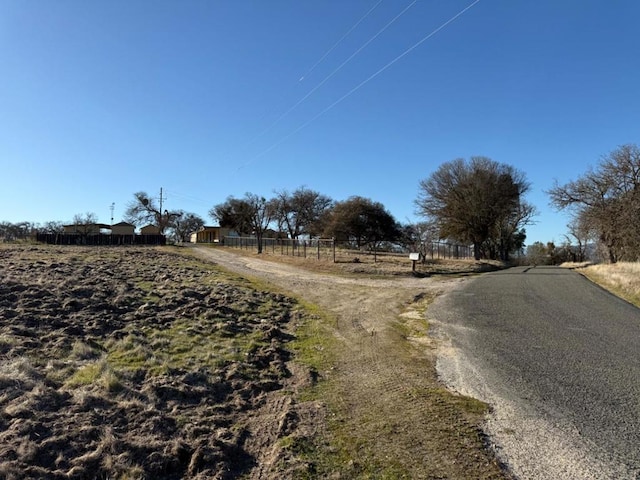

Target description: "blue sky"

left=2, top=1, right=639, bottom=245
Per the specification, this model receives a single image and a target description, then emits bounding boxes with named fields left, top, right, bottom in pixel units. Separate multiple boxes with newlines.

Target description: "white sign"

left=409, top=252, right=420, bottom=261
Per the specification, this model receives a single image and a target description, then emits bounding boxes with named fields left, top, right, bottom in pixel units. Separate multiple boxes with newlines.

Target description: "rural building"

left=140, top=224, right=161, bottom=235
left=40, top=222, right=166, bottom=246
left=192, top=226, right=232, bottom=243
left=62, top=223, right=109, bottom=235
left=110, top=221, right=136, bottom=235
left=264, top=228, right=287, bottom=239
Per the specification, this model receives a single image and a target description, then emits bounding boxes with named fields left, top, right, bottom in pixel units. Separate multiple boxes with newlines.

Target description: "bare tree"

left=124, top=192, right=181, bottom=235
left=487, top=201, right=536, bottom=261
left=0, top=221, right=34, bottom=241
left=548, top=144, right=640, bottom=262
left=398, top=221, right=438, bottom=259
left=209, top=193, right=277, bottom=253
left=169, top=211, right=205, bottom=243
left=38, top=221, right=65, bottom=234
left=563, top=217, right=592, bottom=262
left=273, top=187, right=333, bottom=238
left=71, top=212, right=99, bottom=236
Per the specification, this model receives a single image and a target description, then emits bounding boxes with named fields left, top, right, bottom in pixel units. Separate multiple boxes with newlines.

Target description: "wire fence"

left=420, top=242, right=474, bottom=261
left=221, top=236, right=474, bottom=262
left=222, top=236, right=336, bottom=260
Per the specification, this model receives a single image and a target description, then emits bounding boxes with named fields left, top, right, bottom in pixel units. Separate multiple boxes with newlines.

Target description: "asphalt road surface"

left=431, top=266, right=640, bottom=479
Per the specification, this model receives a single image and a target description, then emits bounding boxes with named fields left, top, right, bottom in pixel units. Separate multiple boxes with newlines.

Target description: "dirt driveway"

left=192, top=246, right=508, bottom=479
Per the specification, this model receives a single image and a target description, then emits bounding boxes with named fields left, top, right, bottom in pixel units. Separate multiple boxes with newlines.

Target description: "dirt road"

left=192, top=246, right=508, bottom=479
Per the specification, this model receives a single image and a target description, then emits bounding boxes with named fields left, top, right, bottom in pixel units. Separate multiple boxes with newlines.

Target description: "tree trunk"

left=256, top=232, right=263, bottom=254
left=473, top=242, right=481, bottom=260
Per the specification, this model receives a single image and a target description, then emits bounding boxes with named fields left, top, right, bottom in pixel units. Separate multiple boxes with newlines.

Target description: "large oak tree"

left=322, top=196, right=401, bottom=249
left=415, top=157, right=534, bottom=260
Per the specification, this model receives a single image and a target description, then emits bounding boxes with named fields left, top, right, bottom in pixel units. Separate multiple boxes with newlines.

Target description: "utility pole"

left=110, top=202, right=115, bottom=226
left=158, top=187, right=168, bottom=233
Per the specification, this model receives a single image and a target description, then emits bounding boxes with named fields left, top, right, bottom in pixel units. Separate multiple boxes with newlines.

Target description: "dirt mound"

left=0, top=245, right=321, bottom=479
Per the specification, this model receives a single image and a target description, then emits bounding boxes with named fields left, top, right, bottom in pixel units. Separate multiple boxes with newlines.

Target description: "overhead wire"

left=231, top=0, right=415, bottom=160
left=266, top=1, right=417, bottom=135
left=163, top=189, right=212, bottom=207
left=236, top=0, right=482, bottom=169
left=298, top=0, right=384, bottom=82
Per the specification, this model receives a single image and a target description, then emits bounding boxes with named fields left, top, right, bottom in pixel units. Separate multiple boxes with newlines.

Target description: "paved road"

left=431, top=266, right=640, bottom=479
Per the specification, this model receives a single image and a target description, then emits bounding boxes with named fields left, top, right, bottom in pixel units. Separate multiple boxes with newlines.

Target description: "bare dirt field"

left=0, top=245, right=322, bottom=479
left=1, top=243, right=510, bottom=479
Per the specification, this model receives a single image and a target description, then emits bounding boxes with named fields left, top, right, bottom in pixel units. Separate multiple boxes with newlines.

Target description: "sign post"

left=409, top=252, right=420, bottom=272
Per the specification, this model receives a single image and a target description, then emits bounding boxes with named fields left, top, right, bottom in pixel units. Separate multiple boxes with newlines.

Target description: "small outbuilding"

left=140, top=224, right=161, bottom=235
left=63, top=223, right=109, bottom=235
left=193, top=226, right=231, bottom=243
left=110, top=221, right=136, bottom=235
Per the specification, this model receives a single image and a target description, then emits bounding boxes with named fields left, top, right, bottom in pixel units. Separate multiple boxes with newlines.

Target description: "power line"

left=298, top=0, right=384, bottom=82
left=230, top=0, right=414, bottom=161
left=267, top=1, right=416, bottom=135
left=237, top=0, right=482, bottom=168
left=163, top=189, right=211, bottom=207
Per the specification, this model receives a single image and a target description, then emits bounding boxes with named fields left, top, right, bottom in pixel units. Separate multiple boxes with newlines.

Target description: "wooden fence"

left=35, top=233, right=166, bottom=246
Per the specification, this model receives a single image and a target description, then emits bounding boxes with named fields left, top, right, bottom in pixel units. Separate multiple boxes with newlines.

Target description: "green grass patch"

left=104, top=321, right=267, bottom=375
left=65, top=358, right=123, bottom=392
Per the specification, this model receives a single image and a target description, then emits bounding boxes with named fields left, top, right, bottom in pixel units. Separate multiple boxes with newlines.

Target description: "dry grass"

left=578, top=262, right=640, bottom=307
left=206, top=244, right=504, bottom=277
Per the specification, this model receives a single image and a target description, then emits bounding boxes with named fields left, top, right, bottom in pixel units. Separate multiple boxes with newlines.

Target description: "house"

left=264, top=228, right=287, bottom=239
left=140, top=224, right=161, bottom=235
left=192, top=226, right=231, bottom=243
left=110, top=221, right=135, bottom=235
left=62, top=223, right=110, bottom=235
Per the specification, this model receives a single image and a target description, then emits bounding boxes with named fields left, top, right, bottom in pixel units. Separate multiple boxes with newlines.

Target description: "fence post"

left=332, top=238, right=336, bottom=263
left=317, top=240, right=320, bottom=260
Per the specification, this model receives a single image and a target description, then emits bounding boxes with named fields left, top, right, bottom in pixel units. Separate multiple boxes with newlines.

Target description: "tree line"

left=202, top=156, right=536, bottom=261
left=2, top=157, right=537, bottom=261
left=6, top=145, right=638, bottom=263
left=208, top=190, right=402, bottom=254
left=548, top=144, right=640, bottom=263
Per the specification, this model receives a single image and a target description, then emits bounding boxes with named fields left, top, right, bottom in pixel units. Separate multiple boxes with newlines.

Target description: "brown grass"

left=578, top=262, right=640, bottom=307
left=205, top=243, right=505, bottom=277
